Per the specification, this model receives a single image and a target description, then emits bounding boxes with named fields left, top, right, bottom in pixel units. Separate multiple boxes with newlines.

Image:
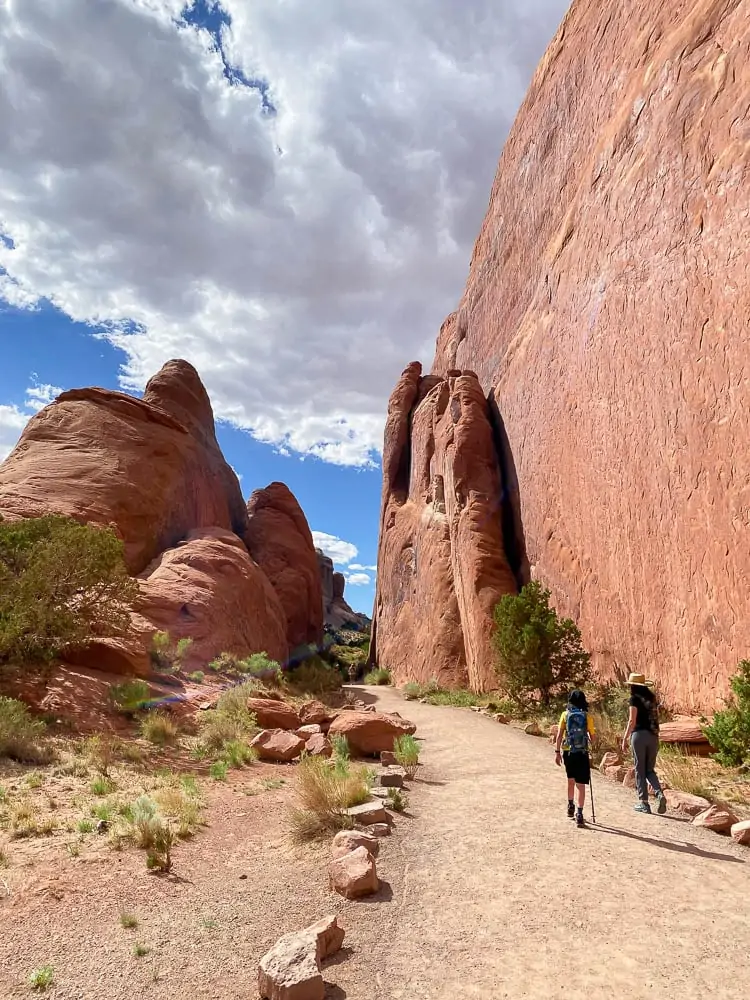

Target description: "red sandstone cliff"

left=376, top=0, right=750, bottom=713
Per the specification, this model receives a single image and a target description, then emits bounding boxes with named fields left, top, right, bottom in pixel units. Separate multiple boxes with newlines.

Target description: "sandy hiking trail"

left=1, top=687, right=748, bottom=999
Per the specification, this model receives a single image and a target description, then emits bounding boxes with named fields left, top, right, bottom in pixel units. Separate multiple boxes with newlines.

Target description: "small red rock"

left=305, top=734, right=332, bottom=757
left=331, top=830, right=380, bottom=860
left=692, top=804, right=739, bottom=833
left=328, top=846, right=379, bottom=899
left=664, top=789, right=712, bottom=817
left=730, top=820, right=750, bottom=846
left=251, top=729, right=305, bottom=762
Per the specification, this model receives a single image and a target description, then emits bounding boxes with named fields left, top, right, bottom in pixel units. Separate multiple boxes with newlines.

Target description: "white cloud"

left=349, top=563, right=377, bottom=573
left=0, top=0, right=569, bottom=466
left=24, top=379, right=63, bottom=412
left=0, top=404, right=29, bottom=462
left=345, top=571, right=372, bottom=587
left=312, top=530, right=358, bottom=566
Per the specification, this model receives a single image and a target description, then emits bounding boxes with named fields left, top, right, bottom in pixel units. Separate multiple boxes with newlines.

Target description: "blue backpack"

left=566, top=708, right=588, bottom=753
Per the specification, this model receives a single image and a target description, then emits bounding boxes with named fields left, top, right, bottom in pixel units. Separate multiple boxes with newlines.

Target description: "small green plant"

left=140, top=710, right=179, bottom=747
left=145, top=821, right=173, bottom=873
left=150, top=630, right=192, bottom=674
left=153, top=782, right=202, bottom=839
left=330, top=734, right=350, bottom=773
left=387, top=787, right=408, bottom=812
left=84, top=734, right=118, bottom=775
left=120, top=911, right=139, bottom=929
left=210, top=760, right=228, bottom=782
left=77, top=817, right=95, bottom=834
left=127, top=797, right=174, bottom=871
left=109, top=679, right=151, bottom=716
left=200, top=916, right=219, bottom=930
left=25, top=771, right=43, bottom=789
left=262, top=778, right=285, bottom=790
left=28, top=965, right=54, bottom=992
left=133, top=942, right=150, bottom=957
left=91, top=802, right=113, bottom=822
left=492, top=581, right=591, bottom=708
left=363, top=668, right=391, bottom=686
left=188, top=671, right=205, bottom=684
left=9, top=799, right=39, bottom=839
left=393, top=734, right=420, bottom=779
left=220, top=739, right=257, bottom=769
left=402, top=682, right=421, bottom=701
left=90, top=775, right=116, bottom=796
left=0, top=697, right=50, bottom=763
left=702, top=659, right=750, bottom=767
left=215, top=683, right=259, bottom=731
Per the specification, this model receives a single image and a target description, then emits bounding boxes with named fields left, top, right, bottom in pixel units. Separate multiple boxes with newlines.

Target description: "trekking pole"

left=589, top=770, right=596, bottom=824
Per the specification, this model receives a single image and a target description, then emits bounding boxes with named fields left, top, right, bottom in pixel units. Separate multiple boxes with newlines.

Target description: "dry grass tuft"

left=290, top=754, right=371, bottom=842
left=657, top=748, right=715, bottom=800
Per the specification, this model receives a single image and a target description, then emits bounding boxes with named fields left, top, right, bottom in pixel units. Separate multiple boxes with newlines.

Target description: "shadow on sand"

left=590, top=823, right=745, bottom=863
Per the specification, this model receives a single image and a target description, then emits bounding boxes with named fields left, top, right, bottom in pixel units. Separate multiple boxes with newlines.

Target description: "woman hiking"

left=621, top=672, right=667, bottom=814
left=555, top=690, right=595, bottom=828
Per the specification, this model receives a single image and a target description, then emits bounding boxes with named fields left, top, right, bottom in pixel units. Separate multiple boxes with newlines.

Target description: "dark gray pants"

left=631, top=730, right=663, bottom=802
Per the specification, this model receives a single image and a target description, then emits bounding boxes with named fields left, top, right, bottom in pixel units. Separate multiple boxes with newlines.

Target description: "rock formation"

left=371, top=363, right=517, bottom=690
left=374, top=0, right=750, bottom=713
left=317, top=549, right=369, bottom=631
left=0, top=360, right=324, bottom=685
left=246, top=482, right=324, bottom=649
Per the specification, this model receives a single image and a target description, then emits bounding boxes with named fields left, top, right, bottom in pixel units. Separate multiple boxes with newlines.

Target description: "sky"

left=0, top=0, right=569, bottom=615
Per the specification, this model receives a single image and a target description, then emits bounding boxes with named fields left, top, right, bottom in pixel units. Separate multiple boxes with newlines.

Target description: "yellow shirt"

left=558, top=710, right=595, bottom=751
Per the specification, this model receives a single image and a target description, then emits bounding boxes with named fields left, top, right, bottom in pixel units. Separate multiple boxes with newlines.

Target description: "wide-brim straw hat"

left=626, top=672, right=653, bottom=686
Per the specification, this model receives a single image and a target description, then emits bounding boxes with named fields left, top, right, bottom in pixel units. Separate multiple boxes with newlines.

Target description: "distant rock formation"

left=317, top=550, right=370, bottom=632
left=245, top=482, right=324, bottom=649
left=375, top=0, right=750, bottom=713
left=0, top=360, right=321, bottom=678
left=370, top=363, right=516, bottom=690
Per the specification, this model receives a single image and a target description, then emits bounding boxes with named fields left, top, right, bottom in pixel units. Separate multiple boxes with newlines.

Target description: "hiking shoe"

left=575, top=810, right=585, bottom=828
left=655, top=791, right=667, bottom=815
left=634, top=802, right=652, bottom=814
left=567, top=801, right=575, bottom=818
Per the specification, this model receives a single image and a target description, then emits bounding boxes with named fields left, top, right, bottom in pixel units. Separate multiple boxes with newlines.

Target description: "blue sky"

left=0, top=0, right=567, bottom=614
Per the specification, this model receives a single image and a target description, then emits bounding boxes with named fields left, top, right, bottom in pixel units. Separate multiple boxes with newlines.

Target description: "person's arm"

left=621, top=706, right=638, bottom=752
left=555, top=715, right=565, bottom=765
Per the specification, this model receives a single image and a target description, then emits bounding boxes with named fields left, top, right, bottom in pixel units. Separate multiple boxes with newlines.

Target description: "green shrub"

left=702, top=659, right=750, bottom=766
left=363, top=668, right=391, bottom=686
left=0, top=697, right=50, bottom=762
left=492, top=581, right=591, bottom=708
left=28, top=965, right=54, bottom=991
left=90, top=775, right=116, bottom=796
left=210, top=760, right=228, bottom=782
left=208, top=651, right=283, bottom=684
left=402, top=682, right=421, bottom=701
left=220, top=739, right=257, bottom=769
left=109, top=679, right=151, bottom=715
left=0, top=514, right=137, bottom=665
left=387, top=788, right=408, bottom=812
left=289, top=754, right=371, bottom=842
left=330, top=734, right=350, bottom=773
left=288, top=655, right=342, bottom=694
left=188, top=671, right=205, bottom=684
left=119, top=911, right=138, bottom=929
left=140, top=710, right=179, bottom=747
left=393, top=734, right=420, bottom=778
left=150, top=631, right=192, bottom=674
left=215, top=683, right=259, bottom=732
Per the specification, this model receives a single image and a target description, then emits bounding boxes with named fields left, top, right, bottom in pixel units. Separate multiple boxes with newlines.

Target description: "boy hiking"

left=555, top=690, right=595, bottom=827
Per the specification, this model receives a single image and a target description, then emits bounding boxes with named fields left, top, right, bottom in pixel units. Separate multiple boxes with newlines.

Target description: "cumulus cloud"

left=24, top=379, right=64, bottom=412
left=0, top=0, right=569, bottom=465
left=349, top=563, right=377, bottom=574
left=311, top=530, right=358, bottom=566
left=345, top=572, right=372, bottom=587
left=0, top=378, right=65, bottom=460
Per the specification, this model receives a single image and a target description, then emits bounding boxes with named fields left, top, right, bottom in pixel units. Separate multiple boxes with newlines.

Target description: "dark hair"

left=630, top=684, right=655, bottom=703
left=567, top=689, right=589, bottom=711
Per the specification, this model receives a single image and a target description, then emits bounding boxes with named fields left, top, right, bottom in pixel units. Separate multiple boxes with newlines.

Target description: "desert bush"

left=0, top=515, right=137, bottom=666
left=28, top=965, right=54, bottom=992
left=188, top=671, right=205, bottom=684
left=657, top=746, right=714, bottom=800
left=208, top=651, right=283, bottom=685
left=702, top=659, right=750, bottom=767
left=153, top=783, right=201, bottom=838
left=387, top=788, right=408, bottom=813
left=288, top=655, right=342, bottom=694
left=492, top=581, right=591, bottom=708
left=109, top=679, right=151, bottom=716
left=84, top=734, right=118, bottom=776
left=150, top=631, right=192, bottom=674
left=90, top=775, right=116, bottom=796
left=210, top=760, right=228, bottom=781
left=119, top=911, right=138, bottom=929
left=330, top=733, right=350, bottom=772
left=8, top=798, right=39, bottom=839
left=140, top=710, right=179, bottom=747
left=125, top=794, right=175, bottom=869
left=0, top=696, right=50, bottom=763
left=393, top=734, right=420, bottom=779
left=363, top=668, right=391, bottom=686
left=290, top=754, right=372, bottom=842
left=215, top=683, right=259, bottom=731
left=219, top=739, right=257, bottom=769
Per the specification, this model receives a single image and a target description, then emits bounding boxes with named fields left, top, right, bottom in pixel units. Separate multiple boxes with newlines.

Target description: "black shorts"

left=563, top=751, right=591, bottom=785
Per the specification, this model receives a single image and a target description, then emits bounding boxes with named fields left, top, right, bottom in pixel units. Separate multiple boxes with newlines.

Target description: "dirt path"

left=331, top=688, right=750, bottom=1000
left=1, top=689, right=748, bottom=999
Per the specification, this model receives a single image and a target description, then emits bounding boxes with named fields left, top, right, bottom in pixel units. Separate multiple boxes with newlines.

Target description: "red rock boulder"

left=251, top=729, right=305, bottom=762
left=247, top=698, right=302, bottom=731
left=328, top=846, right=379, bottom=899
left=692, top=804, right=739, bottom=834
left=659, top=719, right=712, bottom=756
left=328, top=711, right=416, bottom=756
left=299, top=700, right=332, bottom=727
left=730, top=820, right=750, bottom=846
left=331, top=829, right=380, bottom=861
left=664, top=790, right=712, bottom=817
left=245, top=483, right=323, bottom=649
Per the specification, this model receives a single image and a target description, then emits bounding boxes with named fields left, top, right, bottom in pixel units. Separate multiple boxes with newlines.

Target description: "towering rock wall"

left=371, top=363, right=517, bottom=690
left=404, top=0, right=750, bottom=713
